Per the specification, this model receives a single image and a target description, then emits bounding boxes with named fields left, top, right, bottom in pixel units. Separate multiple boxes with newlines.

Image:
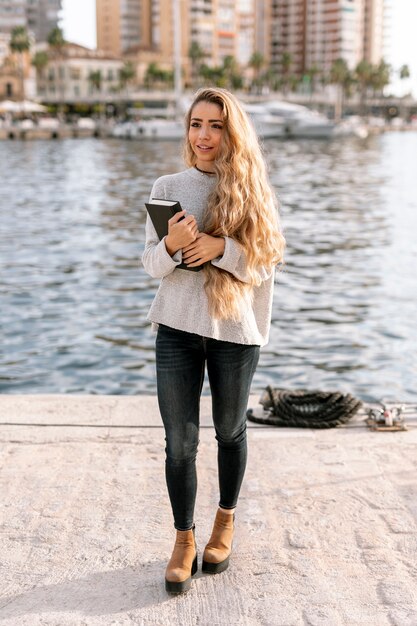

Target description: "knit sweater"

left=141, top=166, right=275, bottom=346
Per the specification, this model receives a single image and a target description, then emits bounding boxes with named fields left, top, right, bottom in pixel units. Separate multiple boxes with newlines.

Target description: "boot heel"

left=202, top=554, right=230, bottom=574
left=165, top=555, right=198, bottom=593
left=165, top=527, right=197, bottom=594
left=202, top=509, right=234, bottom=575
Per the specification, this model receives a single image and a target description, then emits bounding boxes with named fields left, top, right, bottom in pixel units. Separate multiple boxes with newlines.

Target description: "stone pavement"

left=0, top=394, right=416, bottom=626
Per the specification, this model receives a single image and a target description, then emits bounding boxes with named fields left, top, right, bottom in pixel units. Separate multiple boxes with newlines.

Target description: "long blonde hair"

left=183, top=88, right=285, bottom=321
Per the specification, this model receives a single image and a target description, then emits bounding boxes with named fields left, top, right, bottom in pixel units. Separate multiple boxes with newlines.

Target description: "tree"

left=399, top=64, right=410, bottom=80
left=280, top=52, right=292, bottom=94
left=370, top=60, right=391, bottom=97
left=119, top=61, right=135, bottom=92
left=47, top=27, right=65, bottom=58
left=188, top=41, right=205, bottom=88
left=199, top=63, right=226, bottom=88
left=9, top=26, right=30, bottom=100
left=144, top=62, right=172, bottom=90
left=329, top=58, right=350, bottom=121
left=305, top=64, right=320, bottom=95
left=31, top=50, right=49, bottom=77
left=222, top=55, right=243, bottom=90
left=88, top=70, right=102, bottom=93
left=355, top=59, right=373, bottom=116
left=144, top=62, right=160, bottom=89
left=248, top=51, right=264, bottom=92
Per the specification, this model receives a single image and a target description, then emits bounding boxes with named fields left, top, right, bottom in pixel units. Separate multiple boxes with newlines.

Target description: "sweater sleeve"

left=211, top=236, right=274, bottom=284
left=141, top=178, right=183, bottom=279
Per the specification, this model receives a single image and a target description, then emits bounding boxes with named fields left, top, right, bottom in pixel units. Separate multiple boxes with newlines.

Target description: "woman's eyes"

left=190, top=122, right=223, bottom=130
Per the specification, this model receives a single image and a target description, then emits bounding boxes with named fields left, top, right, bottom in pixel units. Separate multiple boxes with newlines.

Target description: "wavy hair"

left=183, top=87, right=285, bottom=321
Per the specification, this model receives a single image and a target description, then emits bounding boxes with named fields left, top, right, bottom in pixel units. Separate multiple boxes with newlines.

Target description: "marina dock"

left=1, top=394, right=416, bottom=625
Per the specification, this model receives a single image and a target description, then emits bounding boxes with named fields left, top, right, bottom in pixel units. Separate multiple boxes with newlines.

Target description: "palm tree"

left=47, top=27, right=65, bottom=56
left=199, top=63, right=226, bottom=88
left=305, top=64, right=320, bottom=95
left=144, top=62, right=161, bottom=89
left=399, top=64, right=410, bottom=81
left=9, top=26, right=30, bottom=100
left=31, top=50, right=48, bottom=76
left=88, top=70, right=102, bottom=94
left=370, top=60, right=391, bottom=97
left=222, top=55, right=243, bottom=90
left=355, top=59, right=373, bottom=116
left=31, top=50, right=49, bottom=98
left=248, top=51, right=264, bottom=93
left=329, top=58, right=350, bottom=121
left=119, top=61, right=135, bottom=93
left=188, top=41, right=205, bottom=88
left=281, top=52, right=292, bottom=94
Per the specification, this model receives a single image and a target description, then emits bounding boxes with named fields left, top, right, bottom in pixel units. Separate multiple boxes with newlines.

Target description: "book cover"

left=145, top=198, right=202, bottom=272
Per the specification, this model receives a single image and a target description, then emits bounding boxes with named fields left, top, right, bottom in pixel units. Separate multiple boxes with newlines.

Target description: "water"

left=1, top=133, right=416, bottom=401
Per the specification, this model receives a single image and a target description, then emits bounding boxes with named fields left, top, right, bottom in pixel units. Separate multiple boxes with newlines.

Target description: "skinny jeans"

left=156, top=324, right=260, bottom=531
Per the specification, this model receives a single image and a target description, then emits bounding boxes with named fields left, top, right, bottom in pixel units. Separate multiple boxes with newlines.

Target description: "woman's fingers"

left=168, top=210, right=186, bottom=225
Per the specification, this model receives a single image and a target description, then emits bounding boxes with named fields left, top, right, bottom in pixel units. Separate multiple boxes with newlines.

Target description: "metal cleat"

left=365, top=403, right=408, bottom=431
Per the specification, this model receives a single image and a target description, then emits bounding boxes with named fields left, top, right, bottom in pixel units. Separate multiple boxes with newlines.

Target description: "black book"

left=145, top=198, right=202, bottom=272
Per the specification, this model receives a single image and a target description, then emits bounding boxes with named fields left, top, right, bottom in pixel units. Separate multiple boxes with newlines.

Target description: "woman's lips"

left=197, top=145, right=212, bottom=151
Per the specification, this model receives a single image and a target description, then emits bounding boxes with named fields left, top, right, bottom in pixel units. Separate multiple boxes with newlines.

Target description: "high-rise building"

left=96, top=0, right=152, bottom=55
left=0, top=0, right=61, bottom=41
left=363, top=0, right=385, bottom=64
left=0, top=1, right=26, bottom=33
left=271, top=0, right=306, bottom=76
left=26, top=0, right=62, bottom=42
left=254, top=0, right=271, bottom=65
left=270, top=0, right=386, bottom=78
left=97, top=0, right=259, bottom=78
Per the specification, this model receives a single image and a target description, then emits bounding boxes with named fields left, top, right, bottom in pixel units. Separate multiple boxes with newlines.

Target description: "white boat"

left=263, top=100, right=368, bottom=139
left=243, top=103, right=286, bottom=139
left=111, top=118, right=184, bottom=140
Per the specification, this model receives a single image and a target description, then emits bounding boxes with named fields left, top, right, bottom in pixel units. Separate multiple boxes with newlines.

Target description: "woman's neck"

left=194, top=164, right=216, bottom=175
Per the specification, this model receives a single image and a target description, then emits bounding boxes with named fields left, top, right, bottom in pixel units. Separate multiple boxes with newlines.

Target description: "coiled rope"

left=246, top=386, right=363, bottom=429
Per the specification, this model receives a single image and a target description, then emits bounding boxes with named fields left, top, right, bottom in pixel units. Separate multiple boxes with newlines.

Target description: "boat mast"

left=172, top=0, right=182, bottom=103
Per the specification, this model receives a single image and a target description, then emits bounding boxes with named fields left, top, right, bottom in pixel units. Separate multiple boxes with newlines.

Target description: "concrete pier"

left=0, top=394, right=416, bottom=625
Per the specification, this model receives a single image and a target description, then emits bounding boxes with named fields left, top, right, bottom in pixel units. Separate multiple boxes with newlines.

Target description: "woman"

left=142, top=87, right=285, bottom=593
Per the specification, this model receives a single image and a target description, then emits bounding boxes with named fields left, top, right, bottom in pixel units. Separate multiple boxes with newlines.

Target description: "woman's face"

left=188, top=101, right=224, bottom=172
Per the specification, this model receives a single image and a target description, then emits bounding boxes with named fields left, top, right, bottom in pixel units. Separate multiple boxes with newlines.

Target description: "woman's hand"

left=165, top=211, right=199, bottom=256
left=182, top=233, right=225, bottom=267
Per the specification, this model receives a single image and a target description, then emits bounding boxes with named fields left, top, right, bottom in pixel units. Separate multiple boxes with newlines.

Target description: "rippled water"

left=1, top=133, right=416, bottom=401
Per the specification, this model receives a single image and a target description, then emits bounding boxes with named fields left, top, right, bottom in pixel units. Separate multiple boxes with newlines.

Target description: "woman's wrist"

left=165, top=236, right=177, bottom=257
left=217, top=236, right=226, bottom=257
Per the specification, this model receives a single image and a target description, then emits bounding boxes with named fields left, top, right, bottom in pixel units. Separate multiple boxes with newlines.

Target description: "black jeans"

left=156, top=324, right=260, bottom=531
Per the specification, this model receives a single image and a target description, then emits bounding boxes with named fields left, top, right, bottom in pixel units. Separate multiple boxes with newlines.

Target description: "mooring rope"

left=246, top=386, right=363, bottom=429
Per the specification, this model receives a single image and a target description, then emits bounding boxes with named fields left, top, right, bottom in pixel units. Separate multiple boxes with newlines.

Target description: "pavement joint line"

left=0, top=422, right=281, bottom=429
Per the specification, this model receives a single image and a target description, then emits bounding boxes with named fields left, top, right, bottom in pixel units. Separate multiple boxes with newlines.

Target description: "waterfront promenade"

left=0, top=394, right=416, bottom=625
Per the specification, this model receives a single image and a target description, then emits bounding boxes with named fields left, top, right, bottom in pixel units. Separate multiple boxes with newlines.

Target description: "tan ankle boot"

left=165, top=526, right=198, bottom=593
left=202, top=509, right=235, bottom=574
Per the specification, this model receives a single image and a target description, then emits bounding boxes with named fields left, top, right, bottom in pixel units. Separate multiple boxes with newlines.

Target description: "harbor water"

left=1, top=132, right=416, bottom=401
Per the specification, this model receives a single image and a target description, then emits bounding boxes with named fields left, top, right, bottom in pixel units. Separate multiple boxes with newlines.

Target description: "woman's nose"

left=198, top=125, right=210, bottom=139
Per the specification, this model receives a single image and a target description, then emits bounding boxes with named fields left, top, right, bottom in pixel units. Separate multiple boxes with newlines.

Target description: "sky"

left=60, top=0, right=417, bottom=98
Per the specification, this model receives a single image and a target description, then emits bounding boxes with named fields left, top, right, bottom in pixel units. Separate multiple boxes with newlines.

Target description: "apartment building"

left=271, top=0, right=306, bottom=75
left=0, top=0, right=61, bottom=40
left=255, top=0, right=271, bottom=65
left=26, top=0, right=62, bottom=42
left=306, top=0, right=365, bottom=73
left=363, top=0, right=385, bottom=64
left=97, top=0, right=259, bottom=81
left=96, top=0, right=152, bottom=55
left=0, top=0, right=26, bottom=33
left=271, top=0, right=385, bottom=77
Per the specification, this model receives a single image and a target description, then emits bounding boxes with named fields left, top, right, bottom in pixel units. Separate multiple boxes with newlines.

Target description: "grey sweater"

left=142, top=167, right=275, bottom=346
